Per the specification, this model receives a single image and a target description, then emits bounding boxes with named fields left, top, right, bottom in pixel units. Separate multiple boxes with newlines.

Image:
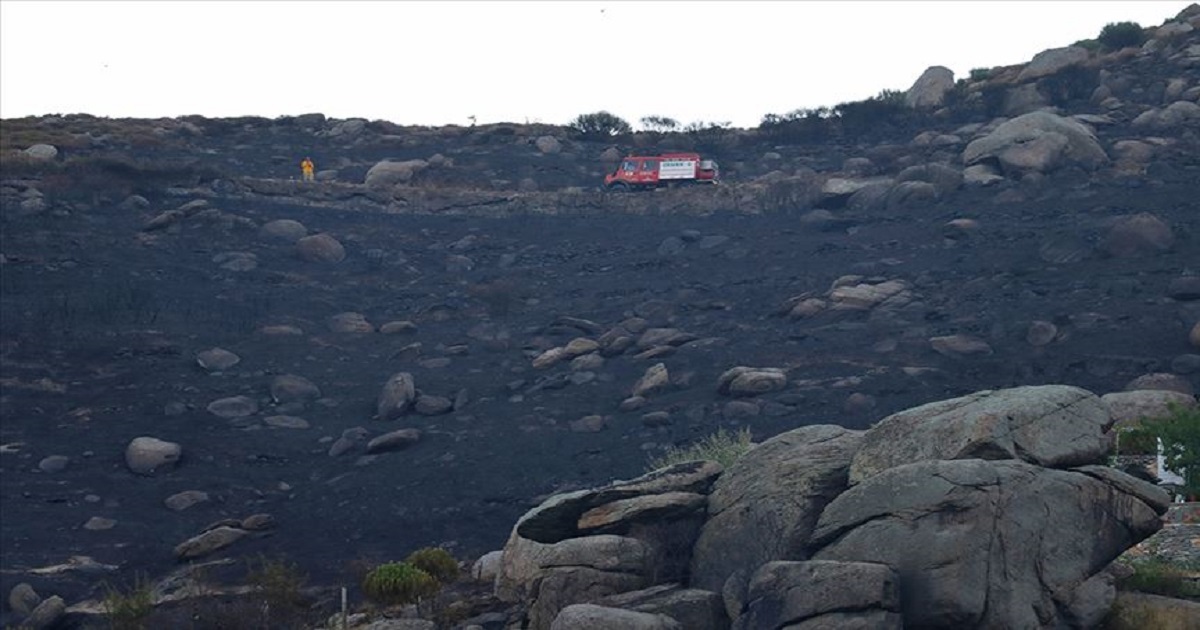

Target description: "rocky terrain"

left=2, top=4, right=1200, bottom=628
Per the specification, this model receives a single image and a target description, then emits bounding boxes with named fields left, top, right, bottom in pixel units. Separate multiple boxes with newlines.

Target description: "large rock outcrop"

left=490, top=385, right=1169, bottom=629
left=962, top=110, right=1109, bottom=175
left=495, top=461, right=723, bottom=630
left=811, top=459, right=1168, bottom=629
left=690, top=425, right=862, bottom=595
left=848, top=385, right=1112, bottom=484
left=905, top=66, right=955, bottom=109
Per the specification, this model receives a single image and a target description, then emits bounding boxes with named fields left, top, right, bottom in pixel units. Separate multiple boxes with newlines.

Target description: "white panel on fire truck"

left=658, top=159, right=697, bottom=180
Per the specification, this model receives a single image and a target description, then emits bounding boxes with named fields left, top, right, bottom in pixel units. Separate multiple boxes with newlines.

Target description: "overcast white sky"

left=0, top=1, right=1193, bottom=129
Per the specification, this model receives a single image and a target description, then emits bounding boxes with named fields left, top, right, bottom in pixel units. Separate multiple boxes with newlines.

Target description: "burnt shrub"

left=758, top=108, right=836, bottom=144
left=39, top=155, right=220, bottom=204
left=1038, top=65, right=1101, bottom=107
left=640, top=115, right=679, bottom=132
left=979, top=83, right=1009, bottom=118
left=568, top=111, right=632, bottom=140
left=834, top=89, right=916, bottom=138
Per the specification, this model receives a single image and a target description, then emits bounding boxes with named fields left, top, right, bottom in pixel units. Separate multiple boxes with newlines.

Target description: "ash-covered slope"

left=0, top=5, right=1198, bottom=627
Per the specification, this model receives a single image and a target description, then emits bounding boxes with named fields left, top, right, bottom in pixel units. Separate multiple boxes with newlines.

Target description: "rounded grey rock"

left=37, top=455, right=70, bottom=473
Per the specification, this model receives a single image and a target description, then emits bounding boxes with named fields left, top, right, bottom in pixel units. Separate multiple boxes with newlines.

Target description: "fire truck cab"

left=604, top=152, right=719, bottom=191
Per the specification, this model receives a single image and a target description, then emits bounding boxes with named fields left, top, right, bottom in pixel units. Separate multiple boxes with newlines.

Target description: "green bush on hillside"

left=405, top=547, right=459, bottom=584
left=1097, top=21, right=1147, bottom=51
left=1114, top=426, right=1161, bottom=456
left=362, top=561, right=439, bottom=606
left=1116, top=557, right=1200, bottom=599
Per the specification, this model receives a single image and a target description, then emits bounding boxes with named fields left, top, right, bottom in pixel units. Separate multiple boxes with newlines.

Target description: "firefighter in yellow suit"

left=300, top=157, right=315, bottom=182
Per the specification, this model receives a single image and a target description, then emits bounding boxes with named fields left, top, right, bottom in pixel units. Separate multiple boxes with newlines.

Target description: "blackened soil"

left=1, top=115, right=1199, bottom=621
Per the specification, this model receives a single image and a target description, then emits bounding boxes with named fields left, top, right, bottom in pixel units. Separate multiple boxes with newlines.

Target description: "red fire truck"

left=604, top=152, right=720, bottom=191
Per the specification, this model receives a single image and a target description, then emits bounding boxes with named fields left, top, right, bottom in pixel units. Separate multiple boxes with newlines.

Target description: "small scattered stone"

left=329, top=427, right=370, bottom=457
left=642, top=411, right=672, bottom=427
left=83, top=516, right=116, bottom=531
left=264, top=415, right=310, bottom=429
left=207, top=395, right=259, bottom=419
left=125, top=437, right=182, bottom=475
left=24, top=595, right=65, bottom=630
left=632, top=363, right=670, bottom=397
left=564, top=337, right=600, bottom=356
left=570, top=353, right=604, bottom=371
left=569, top=415, right=607, bottom=432
left=366, top=428, right=422, bottom=454
left=570, top=371, right=595, bottom=385
left=270, top=374, right=321, bottom=404
left=165, top=490, right=211, bottom=511
left=930, top=334, right=993, bottom=357
left=37, top=455, right=70, bottom=473
left=296, top=233, right=346, bottom=263
left=240, top=513, right=275, bottom=530
left=723, top=400, right=760, bottom=419
left=329, top=312, right=374, bottom=333
left=532, top=347, right=570, bottom=369
left=620, top=396, right=647, bottom=412
left=260, top=219, right=308, bottom=241
left=380, top=320, right=418, bottom=334
left=844, top=392, right=877, bottom=414
left=1125, top=373, right=1194, bottom=396
left=1171, top=354, right=1200, bottom=374
left=472, top=551, right=503, bottom=582
left=1167, top=276, right=1200, bottom=301
left=214, top=251, right=257, bottom=272
left=1026, top=321, right=1058, bottom=346
left=8, top=582, right=40, bottom=616
left=414, top=395, right=453, bottom=416
left=260, top=324, right=304, bottom=336
left=24, top=144, right=58, bottom=160
left=196, top=348, right=240, bottom=371
left=174, top=526, right=249, bottom=560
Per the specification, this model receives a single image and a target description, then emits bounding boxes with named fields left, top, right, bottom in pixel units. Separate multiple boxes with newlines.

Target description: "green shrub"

left=1117, top=558, right=1200, bottom=599
left=648, top=426, right=754, bottom=471
left=1143, top=403, right=1200, bottom=498
left=568, top=111, right=632, bottom=140
left=1114, top=426, right=1160, bottom=456
left=362, top=562, right=439, bottom=606
left=1097, top=21, right=1146, bottom=51
left=969, top=67, right=992, bottom=81
left=101, top=574, right=154, bottom=630
left=405, top=547, right=459, bottom=584
left=1073, top=38, right=1101, bottom=52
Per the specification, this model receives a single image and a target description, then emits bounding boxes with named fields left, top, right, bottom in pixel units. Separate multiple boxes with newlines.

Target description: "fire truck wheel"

left=607, top=182, right=631, bottom=193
